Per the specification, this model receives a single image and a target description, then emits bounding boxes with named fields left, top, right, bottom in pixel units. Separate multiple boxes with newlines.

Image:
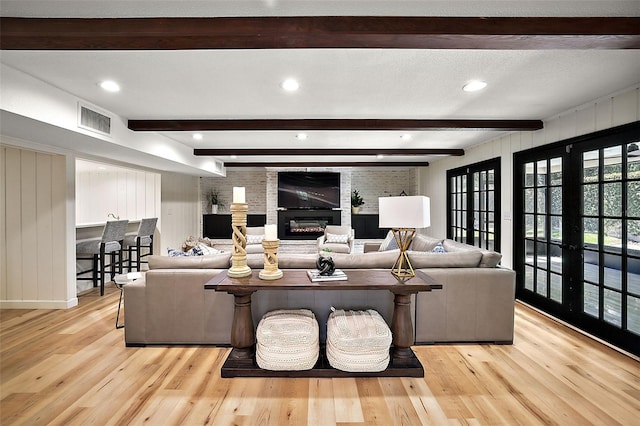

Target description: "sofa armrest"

left=124, top=279, right=147, bottom=345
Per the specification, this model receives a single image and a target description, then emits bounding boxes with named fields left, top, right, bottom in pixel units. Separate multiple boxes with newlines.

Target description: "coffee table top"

left=205, top=269, right=442, bottom=294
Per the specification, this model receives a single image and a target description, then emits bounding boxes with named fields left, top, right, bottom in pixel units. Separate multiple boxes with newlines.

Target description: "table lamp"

left=378, top=195, right=431, bottom=280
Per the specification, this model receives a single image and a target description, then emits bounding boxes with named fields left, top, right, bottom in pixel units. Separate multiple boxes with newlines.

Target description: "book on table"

left=307, top=269, right=348, bottom=282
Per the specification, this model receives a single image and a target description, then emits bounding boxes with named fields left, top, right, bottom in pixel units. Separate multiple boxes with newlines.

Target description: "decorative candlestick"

left=228, top=202, right=252, bottom=278
left=259, top=239, right=283, bottom=280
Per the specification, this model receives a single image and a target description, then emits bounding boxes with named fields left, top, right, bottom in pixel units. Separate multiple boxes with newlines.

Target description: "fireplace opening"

left=289, top=219, right=328, bottom=234
left=278, top=209, right=341, bottom=240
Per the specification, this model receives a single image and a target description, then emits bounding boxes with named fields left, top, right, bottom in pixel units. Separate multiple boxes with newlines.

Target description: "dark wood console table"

left=205, top=269, right=442, bottom=378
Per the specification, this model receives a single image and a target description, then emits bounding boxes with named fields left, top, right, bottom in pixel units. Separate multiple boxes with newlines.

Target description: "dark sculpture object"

left=316, top=256, right=336, bottom=276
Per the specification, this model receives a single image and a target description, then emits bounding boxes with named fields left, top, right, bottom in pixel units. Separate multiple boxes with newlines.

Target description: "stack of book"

left=306, top=269, right=348, bottom=282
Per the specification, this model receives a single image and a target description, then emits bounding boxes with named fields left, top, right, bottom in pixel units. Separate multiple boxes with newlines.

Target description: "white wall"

left=160, top=171, right=200, bottom=253
left=0, top=144, right=77, bottom=308
left=419, top=85, right=640, bottom=269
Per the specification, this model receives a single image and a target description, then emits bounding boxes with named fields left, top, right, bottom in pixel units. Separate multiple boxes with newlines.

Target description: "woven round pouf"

left=256, top=309, right=319, bottom=371
left=326, top=308, right=392, bottom=373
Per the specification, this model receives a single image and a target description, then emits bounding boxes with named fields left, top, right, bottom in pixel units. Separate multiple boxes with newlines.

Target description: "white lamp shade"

left=378, top=196, right=431, bottom=229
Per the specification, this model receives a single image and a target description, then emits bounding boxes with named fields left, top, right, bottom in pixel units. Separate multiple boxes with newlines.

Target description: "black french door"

left=514, top=122, right=640, bottom=356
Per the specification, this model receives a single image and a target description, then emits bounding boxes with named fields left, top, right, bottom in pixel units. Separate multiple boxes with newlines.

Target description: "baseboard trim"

left=0, top=298, right=79, bottom=309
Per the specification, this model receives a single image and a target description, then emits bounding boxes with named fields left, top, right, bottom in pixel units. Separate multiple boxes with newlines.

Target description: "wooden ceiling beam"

left=129, top=119, right=543, bottom=132
left=224, top=162, right=429, bottom=168
left=194, top=149, right=463, bottom=156
left=2, top=17, right=639, bottom=50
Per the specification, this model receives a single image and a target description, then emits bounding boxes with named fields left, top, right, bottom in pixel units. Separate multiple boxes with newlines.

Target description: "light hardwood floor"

left=1, top=285, right=639, bottom=425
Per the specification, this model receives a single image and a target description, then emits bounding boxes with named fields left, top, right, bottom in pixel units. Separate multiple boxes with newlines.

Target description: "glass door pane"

left=515, top=123, right=640, bottom=356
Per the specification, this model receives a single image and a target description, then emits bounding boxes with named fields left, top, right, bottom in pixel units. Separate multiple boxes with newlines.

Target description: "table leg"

left=391, top=293, right=414, bottom=362
left=230, top=293, right=254, bottom=360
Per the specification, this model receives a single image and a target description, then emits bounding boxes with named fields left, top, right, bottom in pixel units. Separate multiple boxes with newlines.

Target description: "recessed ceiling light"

left=230, top=155, right=238, bottom=159
left=99, top=80, right=120, bottom=92
left=296, top=133, right=308, bottom=140
left=193, top=133, right=203, bottom=140
left=377, top=154, right=384, bottom=159
left=281, top=78, right=300, bottom=92
left=463, top=80, right=487, bottom=92
left=400, top=134, right=412, bottom=140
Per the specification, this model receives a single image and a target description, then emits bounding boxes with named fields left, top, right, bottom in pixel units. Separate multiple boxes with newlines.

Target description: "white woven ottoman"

left=256, top=309, right=319, bottom=371
left=326, top=308, right=392, bottom=372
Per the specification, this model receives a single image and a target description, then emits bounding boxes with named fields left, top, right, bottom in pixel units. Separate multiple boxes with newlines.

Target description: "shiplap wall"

left=0, top=145, right=76, bottom=308
left=160, top=171, right=200, bottom=253
left=75, top=160, right=161, bottom=225
left=419, top=85, right=640, bottom=269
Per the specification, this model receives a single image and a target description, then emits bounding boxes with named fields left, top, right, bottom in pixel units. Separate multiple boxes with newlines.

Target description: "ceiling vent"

left=78, top=102, right=112, bottom=136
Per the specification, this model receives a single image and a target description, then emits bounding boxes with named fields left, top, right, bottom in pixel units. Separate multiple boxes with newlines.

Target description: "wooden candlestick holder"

left=259, top=239, right=283, bottom=280
left=228, top=202, right=252, bottom=278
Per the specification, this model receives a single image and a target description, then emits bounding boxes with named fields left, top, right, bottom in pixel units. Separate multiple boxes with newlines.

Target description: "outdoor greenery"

left=524, top=162, right=640, bottom=248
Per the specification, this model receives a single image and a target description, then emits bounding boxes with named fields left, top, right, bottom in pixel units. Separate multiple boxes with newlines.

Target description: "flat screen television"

left=277, top=172, right=341, bottom=209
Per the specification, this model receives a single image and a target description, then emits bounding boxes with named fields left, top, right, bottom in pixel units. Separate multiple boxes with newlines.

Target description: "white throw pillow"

left=246, top=234, right=264, bottom=245
left=326, top=232, right=349, bottom=244
left=378, top=231, right=399, bottom=251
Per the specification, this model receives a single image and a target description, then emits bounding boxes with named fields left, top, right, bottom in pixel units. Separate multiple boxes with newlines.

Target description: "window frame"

left=446, top=157, right=501, bottom=252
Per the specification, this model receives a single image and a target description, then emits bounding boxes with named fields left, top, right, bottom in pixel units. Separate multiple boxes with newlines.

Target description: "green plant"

left=351, top=189, right=365, bottom=207
left=208, top=189, right=225, bottom=207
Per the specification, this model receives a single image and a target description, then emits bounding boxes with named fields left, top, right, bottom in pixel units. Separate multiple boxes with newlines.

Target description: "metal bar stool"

left=123, top=217, right=157, bottom=272
left=76, top=220, right=129, bottom=296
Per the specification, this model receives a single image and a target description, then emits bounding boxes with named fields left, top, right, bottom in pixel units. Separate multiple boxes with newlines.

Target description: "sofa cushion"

left=148, top=253, right=231, bottom=269
left=478, top=250, right=503, bottom=268
left=246, top=253, right=319, bottom=269
left=407, top=250, right=482, bottom=268
left=443, top=239, right=502, bottom=268
left=411, top=234, right=443, bottom=252
left=326, top=250, right=399, bottom=269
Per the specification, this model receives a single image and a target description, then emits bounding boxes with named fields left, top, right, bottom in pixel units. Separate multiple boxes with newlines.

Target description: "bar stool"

left=76, top=220, right=129, bottom=296
left=123, top=217, right=157, bottom=272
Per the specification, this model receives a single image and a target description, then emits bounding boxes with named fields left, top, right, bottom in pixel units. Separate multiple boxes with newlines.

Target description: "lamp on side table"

left=378, top=195, right=431, bottom=280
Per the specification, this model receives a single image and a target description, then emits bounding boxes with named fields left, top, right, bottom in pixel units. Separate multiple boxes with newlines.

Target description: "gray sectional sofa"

left=123, top=234, right=516, bottom=346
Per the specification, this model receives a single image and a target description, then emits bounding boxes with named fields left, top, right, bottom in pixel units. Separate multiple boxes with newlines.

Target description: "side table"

left=113, top=272, right=143, bottom=329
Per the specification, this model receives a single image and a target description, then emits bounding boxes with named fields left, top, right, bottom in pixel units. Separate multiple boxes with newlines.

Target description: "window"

left=447, top=158, right=501, bottom=252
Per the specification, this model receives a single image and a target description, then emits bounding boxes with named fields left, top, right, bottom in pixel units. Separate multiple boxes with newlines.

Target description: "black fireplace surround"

left=278, top=209, right=341, bottom=240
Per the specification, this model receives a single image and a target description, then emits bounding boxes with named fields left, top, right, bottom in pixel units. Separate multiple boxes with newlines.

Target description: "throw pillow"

left=431, top=242, right=446, bottom=253
left=378, top=231, right=399, bottom=251
left=196, top=243, right=223, bottom=256
left=326, top=232, right=349, bottom=244
left=246, top=234, right=264, bottom=245
left=168, top=248, right=189, bottom=257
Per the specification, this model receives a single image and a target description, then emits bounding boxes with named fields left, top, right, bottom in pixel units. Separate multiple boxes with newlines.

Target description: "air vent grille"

left=78, top=103, right=111, bottom=135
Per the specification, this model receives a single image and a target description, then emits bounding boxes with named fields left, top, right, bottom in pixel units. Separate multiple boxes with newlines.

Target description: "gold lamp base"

left=390, top=228, right=416, bottom=281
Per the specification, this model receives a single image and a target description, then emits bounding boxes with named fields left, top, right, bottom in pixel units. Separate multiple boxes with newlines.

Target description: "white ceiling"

left=1, top=1, right=640, bottom=172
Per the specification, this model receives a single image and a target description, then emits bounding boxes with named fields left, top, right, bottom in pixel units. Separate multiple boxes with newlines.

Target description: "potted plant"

left=208, top=189, right=225, bottom=214
left=351, top=189, right=365, bottom=214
